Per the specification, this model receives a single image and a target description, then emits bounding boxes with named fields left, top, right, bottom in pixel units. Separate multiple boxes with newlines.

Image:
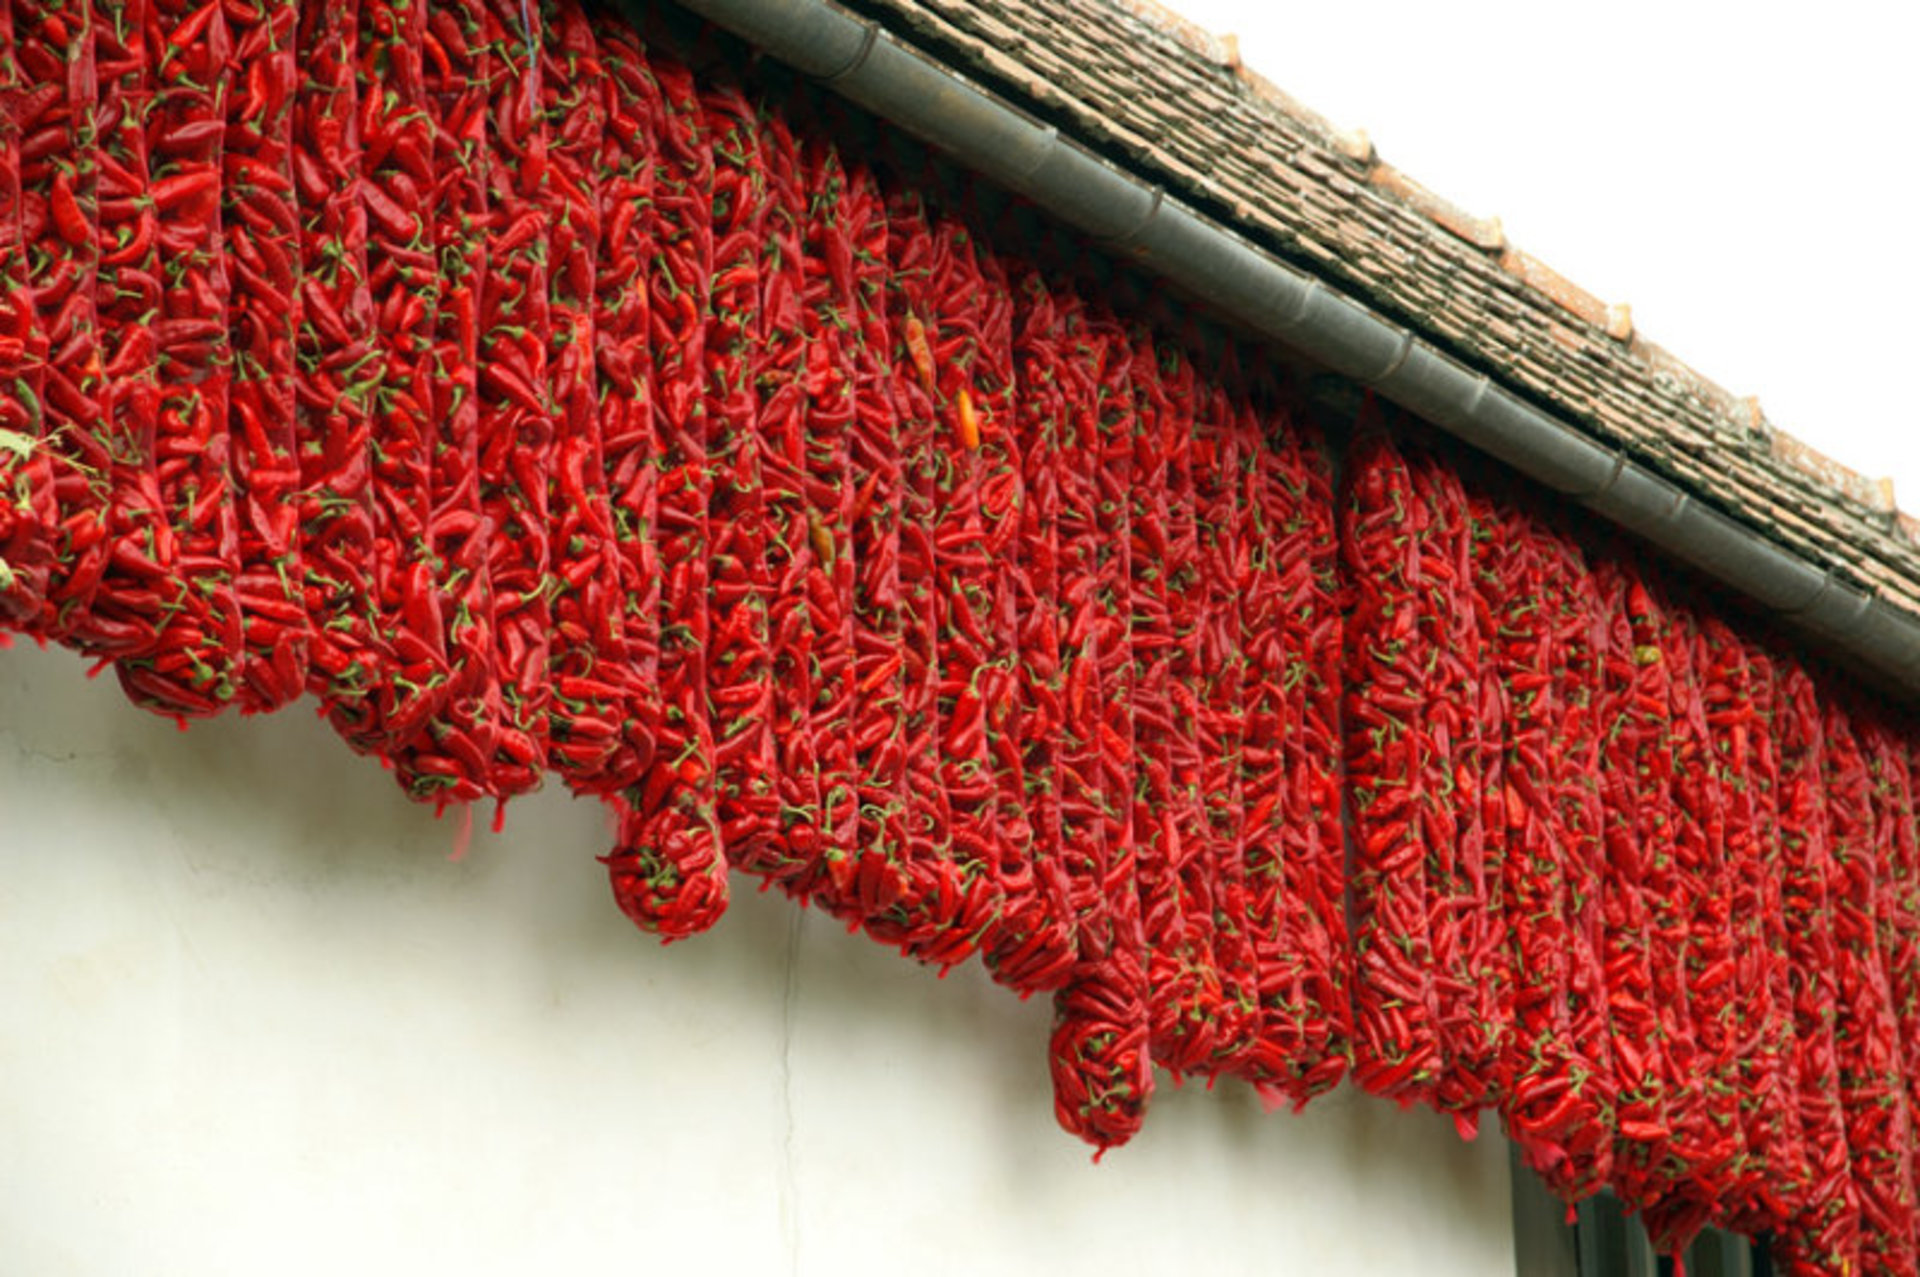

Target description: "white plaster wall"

left=0, top=639, right=1514, bottom=1276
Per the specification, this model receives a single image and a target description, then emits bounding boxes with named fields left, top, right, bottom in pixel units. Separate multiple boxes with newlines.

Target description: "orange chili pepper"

left=903, top=314, right=936, bottom=396
left=955, top=387, right=980, bottom=451
left=808, top=513, right=836, bottom=569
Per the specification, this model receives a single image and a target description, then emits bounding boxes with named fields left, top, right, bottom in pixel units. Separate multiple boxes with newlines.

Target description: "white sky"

left=1166, top=0, right=1920, bottom=507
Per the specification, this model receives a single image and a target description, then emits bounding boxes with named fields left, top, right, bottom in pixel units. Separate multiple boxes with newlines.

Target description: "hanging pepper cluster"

left=0, top=0, right=1351, bottom=1153
left=1345, top=426, right=1920, bottom=1272
left=5, top=4, right=1920, bottom=1272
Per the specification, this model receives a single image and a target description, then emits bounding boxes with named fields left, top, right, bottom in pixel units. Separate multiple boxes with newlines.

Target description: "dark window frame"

left=1509, top=1143, right=1773, bottom=1276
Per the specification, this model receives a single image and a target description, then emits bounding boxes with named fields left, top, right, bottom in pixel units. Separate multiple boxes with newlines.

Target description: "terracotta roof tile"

left=1366, top=162, right=1506, bottom=253
left=852, top=0, right=1920, bottom=616
left=1496, top=246, right=1613, bottom=330
left=1772, top=430, right=1897, bottom=517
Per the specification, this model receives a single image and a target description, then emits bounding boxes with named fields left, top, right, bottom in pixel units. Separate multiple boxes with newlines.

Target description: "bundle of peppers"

left=1344, top=423, right=1920, bottom=1271
left=4, top=6, right=1920, bottom=1270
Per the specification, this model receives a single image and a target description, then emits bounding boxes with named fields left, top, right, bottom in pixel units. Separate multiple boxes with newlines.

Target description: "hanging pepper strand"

left=1049, top=282, right=1117, bottom=986
left=1525, top=514, right=1615, bottom=1202
left=1888, top=725, right=1920, bottom=1248
left=1596, top=555, right=1670, bottom=1205
left=222, top=0, right=308, bottom=713
left=1726, top=639, right=1812, bottom=1238
left=1045, top=295, right=1152, bottom=1155
left=1640, top=601, right=1750, bottom=1253
left=585, top=7, right=662, bottom=793
left=17, top=0, right=113, bottom=648
left=1191, top=362, right=1260, bottom=1077
left=1494, top=495, right=1585, bottom=1182
left=1820, top=699, right=1919, bottom=1275
left=75, top=0, right=169, bottom=662
left=1024, top=269, right=1135, bottom=1153
left=1620, top=569, right=1720, bottom=1249
left=114, top=0, right=248, bottom=717
left=1772, top=662, right=1863, bottom=1274
left=1234, top=378, right=1332, bottom=1105
left=734, top=102, right=823, bottom=891
left=469, top=0, right=551, bottom=801
left=787, top=117, right=859, bottom=905
left=834, top=149, right=912, bottom=929
left=536, top=0, right=631, bottom=792
left=381, top=0, right=493, bottom=810
left=1701, top=619, right=1802, bottom=1233
left=329, top=0, right=447, bottom=755
left=942, top=211, right=1048, bottom=992
left=292, top=0, right=391, bottom=749
left=1004, top=264, right=1076, bottom=980
left=603, top=44, right=727, bottom=940
left=1405, top=441, right=1499, bottom=1138
left=0, top=0, right=55, bottom=629
left=916, top=202, right=1011, bottom=965
left=1344, top=424, right=1444, bottom=1106
left=1288, top=411, right=1352, bottom=1100
left=1148, top=332, right=1230, bottom=1078
left=867, top=185, right=982, bottom=972
left=699, top=79, right=781, bottom=869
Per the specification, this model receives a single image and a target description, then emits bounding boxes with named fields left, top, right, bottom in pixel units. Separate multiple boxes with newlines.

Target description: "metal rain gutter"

left=664, top=0, right=1920, bottom=701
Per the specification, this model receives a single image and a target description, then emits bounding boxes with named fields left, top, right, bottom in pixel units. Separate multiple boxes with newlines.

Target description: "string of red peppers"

left=1344, top=423, right=1920, bottom=1271
left=6, top=8, right=1920, bottom=1269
